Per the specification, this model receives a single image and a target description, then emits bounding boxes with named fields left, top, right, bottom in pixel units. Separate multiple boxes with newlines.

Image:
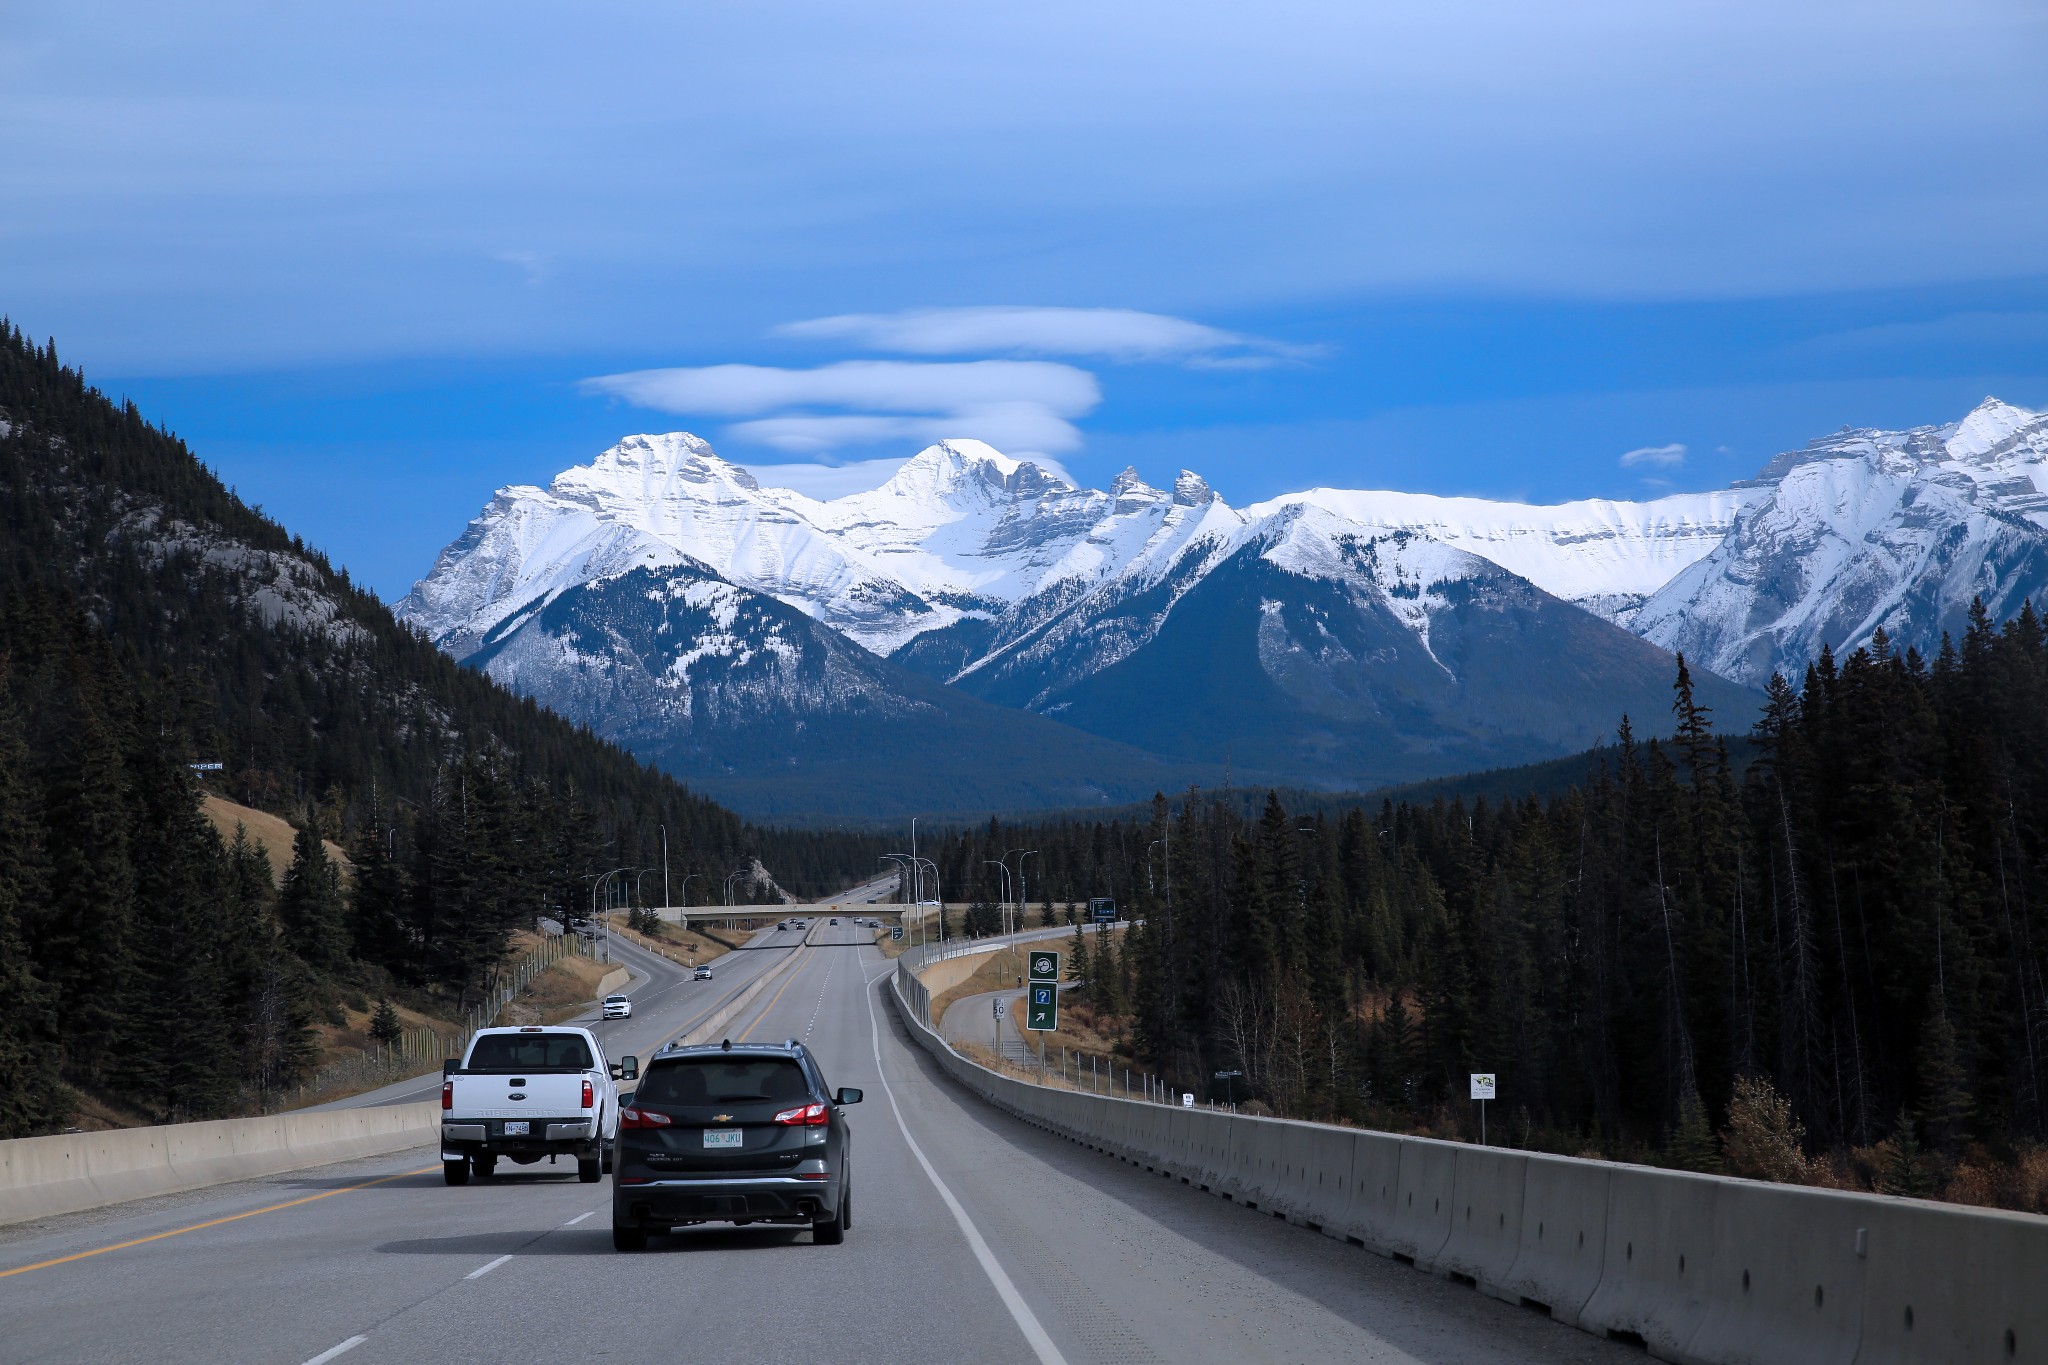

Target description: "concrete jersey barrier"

left=0, top=1101, right=438, bottom=1228
left=890, top=955, right=2048, bottom=1365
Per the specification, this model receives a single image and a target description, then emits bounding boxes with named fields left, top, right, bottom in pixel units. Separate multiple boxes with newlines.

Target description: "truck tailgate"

left=450, top=1073, right=588, bottom=1118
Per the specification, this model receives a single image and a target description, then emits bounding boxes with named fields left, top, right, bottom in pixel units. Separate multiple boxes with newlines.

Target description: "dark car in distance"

left=612, top=1040, right=860, bottom=1250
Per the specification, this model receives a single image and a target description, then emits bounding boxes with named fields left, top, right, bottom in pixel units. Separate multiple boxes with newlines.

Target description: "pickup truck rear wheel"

left=442, top=1159, right=469, bottom=1186
left=471, top=1155, right=496, bottom=1179
left=612, top=1220, right=647, bottom=1252
left=601, top=1141, right=614, bottom=1174
left=578, top=1153, right=601, bottom=1183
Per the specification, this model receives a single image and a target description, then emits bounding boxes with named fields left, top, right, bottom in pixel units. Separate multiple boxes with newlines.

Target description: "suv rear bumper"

left=614, top=1175, right=841, bottom=1226
left=442, top=1118, right=599, bottom=1159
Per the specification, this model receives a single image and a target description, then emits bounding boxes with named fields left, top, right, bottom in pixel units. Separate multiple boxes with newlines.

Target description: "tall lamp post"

left=982, top=860, right=1012, bottom=940
left=1004, top=848, right=1038, bottom=938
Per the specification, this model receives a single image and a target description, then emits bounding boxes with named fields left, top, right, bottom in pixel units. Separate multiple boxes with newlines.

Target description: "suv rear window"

left=467, top=1034, right=594, bottom=1070
left=637, top=1058, right=810, bottom=1107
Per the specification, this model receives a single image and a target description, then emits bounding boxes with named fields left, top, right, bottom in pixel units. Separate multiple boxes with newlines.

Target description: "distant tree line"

left=936, top=609, right=2048, bottom=1194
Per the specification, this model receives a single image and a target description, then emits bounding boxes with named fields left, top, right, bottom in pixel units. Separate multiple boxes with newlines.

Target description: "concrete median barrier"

left=1435, top=1145, right=1528, bottom=1295
left=0, top=1101, right=437, bottom=1227
left=1386, top=1136, right=1458, bottom=1269
left=1498, top=1151, right=1611, bottom=1328
left=893, top=947, right=2048, bottom=1365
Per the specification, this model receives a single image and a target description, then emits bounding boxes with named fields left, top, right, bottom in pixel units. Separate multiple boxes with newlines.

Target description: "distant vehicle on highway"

left=611, top=1039, right=861, bottom=1250
left=441, top=1026, right=633, bottom=1186
left=602, top=993, right=633, bottom=1020
left=693, top=965, right=714, bottom=980
left=830, top=917, right=839, bottom=925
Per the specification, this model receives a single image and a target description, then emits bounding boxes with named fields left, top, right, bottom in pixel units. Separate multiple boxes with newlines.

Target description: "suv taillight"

left=581, top=1080, right=594, bottom=1109
left=620, top=1106, right=672, bottom=1129
left=441, top=1080, right=452, bottom=1111
left=773, top=1102, right=828, bottom=1127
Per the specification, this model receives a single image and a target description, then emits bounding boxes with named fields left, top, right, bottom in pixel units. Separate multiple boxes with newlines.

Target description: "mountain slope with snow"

left=1635, top=399, right=2048, bottom=684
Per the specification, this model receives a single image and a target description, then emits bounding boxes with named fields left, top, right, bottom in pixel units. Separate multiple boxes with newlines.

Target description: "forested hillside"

left=0, top=324, right=882, bottom=1135
left=932, top=628, right=2048, bottom=1206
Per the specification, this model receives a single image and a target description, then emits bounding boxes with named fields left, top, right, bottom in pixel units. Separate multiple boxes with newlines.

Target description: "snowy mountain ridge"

left=398, top=397, right=2048, bottom=805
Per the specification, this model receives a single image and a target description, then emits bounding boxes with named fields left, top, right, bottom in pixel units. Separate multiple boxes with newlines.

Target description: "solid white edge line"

left=864, top=973, right=1067, bottom=1365
left=299, top=1336, right=367, bottom=1365
left=565, top=1210, right=595, bottom=1226
left=465, top=1254, right=513, bottom=1280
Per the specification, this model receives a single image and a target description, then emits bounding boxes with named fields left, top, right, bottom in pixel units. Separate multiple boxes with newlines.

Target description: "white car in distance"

left=602, top=993, right=632, bottom=1020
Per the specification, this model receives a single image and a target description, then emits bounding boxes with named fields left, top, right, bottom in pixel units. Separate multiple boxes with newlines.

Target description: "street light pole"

left=983, top=860, right=1012, bottom=939
left=660, top=824, right=670, bottom=913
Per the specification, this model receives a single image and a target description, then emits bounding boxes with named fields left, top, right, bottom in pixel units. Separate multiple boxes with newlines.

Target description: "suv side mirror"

left=835, top=1087, right=863, bottom=1105
left=608, top=1063, right=623, bottom=1079
left=621, top=1056, right=639, bottom=1081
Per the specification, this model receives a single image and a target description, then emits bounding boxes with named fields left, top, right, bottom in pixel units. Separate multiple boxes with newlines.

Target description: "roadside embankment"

left=892, top=947, right=2048, bottom=1365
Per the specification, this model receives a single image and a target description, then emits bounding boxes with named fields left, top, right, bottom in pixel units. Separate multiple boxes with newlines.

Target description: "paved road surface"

left=0, top=919, right=1633, bottom=1364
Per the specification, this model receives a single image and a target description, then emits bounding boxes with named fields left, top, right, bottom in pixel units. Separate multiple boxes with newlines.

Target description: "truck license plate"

left=503, top=1121, right=529, bottom=1136
left=703, top=1129, right=742, bottom=1149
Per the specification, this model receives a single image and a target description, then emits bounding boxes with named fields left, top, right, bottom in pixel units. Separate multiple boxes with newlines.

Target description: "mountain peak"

left=1173, top=470, right=1215, bottom=507
left=1945, top=396, right=2041, bottom=462
left=584, top=431, right=760, bottom=492
left=1110, top=466, right=1164, bottom=504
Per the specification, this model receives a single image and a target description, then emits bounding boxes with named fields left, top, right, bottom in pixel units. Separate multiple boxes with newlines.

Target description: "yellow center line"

left=0, top=1166, right=439, bottom=1280
left=735, top=946, right=817, bottom=1043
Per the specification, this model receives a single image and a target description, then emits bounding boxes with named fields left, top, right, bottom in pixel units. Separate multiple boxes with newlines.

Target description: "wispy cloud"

left=777, top=306, right=1319, bottom=369
left=1619, top=442, right=1686, bottom=469
left=581, top=359, right=1101, bottom=455
left=493, top=250, right=549, bottom=285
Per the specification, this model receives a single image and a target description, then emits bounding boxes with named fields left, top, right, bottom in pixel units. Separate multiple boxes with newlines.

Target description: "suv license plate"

left=703, top=1129, right=742, bottom=1149
left=503, top=1121, right=529, bottom=1136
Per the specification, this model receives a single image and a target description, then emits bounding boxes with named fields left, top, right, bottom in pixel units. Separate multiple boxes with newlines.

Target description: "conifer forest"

left=931, top=631, right=2048, bottom=1206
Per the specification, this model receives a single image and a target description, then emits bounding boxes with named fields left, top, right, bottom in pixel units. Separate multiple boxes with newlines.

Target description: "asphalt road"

left=0, top=917, right=1633, bottom=1365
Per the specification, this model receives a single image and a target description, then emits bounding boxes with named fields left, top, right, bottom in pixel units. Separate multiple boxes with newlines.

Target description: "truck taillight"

left=620, top=1106, right=672, bottom=1129
left=582, top=1080, right=594, bottom=1109
left=441, top=1080, right=453, bottom=1111
left=773, top=1103, right=828, bottom=1127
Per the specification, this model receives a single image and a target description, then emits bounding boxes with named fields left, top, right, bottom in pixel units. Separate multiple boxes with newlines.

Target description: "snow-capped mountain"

left=1634, top=398, right=2048, bottom=684
left=400, top=397, right=2045, bottom=810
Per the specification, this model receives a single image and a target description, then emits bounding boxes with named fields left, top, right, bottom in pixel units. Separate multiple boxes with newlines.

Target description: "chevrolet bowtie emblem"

left=713, top=1114, right=734, bottom=1122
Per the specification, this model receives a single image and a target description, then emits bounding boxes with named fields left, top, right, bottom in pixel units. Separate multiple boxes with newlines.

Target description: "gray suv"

left=612, top=1040, right=860, bottom=1250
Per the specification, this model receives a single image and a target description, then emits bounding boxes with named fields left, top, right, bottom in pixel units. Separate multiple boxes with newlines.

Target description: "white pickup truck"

left=440, top=1026, right=639, bottom=1185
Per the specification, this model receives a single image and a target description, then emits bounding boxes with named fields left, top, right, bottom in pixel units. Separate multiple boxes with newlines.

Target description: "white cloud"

left=581, top=359, right=1101, bottom=456
left=776, top=306, right=1317, bottom=368
left=1619, top=442, right=1686, bottom=469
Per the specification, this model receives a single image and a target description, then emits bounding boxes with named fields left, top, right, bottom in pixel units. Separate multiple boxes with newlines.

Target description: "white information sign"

left=1181, top=1094, right=1194, bottom=1108
left=1469, top=1073, right=1496, bottom=1100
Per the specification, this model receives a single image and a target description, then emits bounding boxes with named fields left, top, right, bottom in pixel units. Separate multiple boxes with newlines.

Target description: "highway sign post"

left=891, top=923, right=904, bottom=941
left=1088, top=897, right=1117, bottom=923
left=1215, top=1068, right=1243, bottom=1107
left=1025, top=951, right=1059, bottom=1032
left=993, top=996, right=1006, bottom=1054
left=1470, top=1072, right=1496, bottom=1144
left=1181, top=1093, right=1194, bottom=1107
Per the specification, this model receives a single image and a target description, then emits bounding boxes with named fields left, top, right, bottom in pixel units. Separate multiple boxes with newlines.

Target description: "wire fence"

left=289, top=930, right=595, bottom=1106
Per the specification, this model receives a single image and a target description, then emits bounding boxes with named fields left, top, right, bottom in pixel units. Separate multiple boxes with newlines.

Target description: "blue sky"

left=5, top=0, right=2046, bottom=599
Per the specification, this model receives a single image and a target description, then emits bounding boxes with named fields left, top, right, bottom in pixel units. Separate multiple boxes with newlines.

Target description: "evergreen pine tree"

left=1665, top=1088, right=1723, bottom=1173
left=1877, top=1110, right=1938, bottom=1198
left=278, top=821, right=350, bottom=972
left=370, top=999, right=402, bottom=1046
left=0, top=675, right=61, bottom=1136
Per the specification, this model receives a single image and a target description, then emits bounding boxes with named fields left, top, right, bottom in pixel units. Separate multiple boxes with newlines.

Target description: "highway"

left=0, top=916, right=1633, bottom=1364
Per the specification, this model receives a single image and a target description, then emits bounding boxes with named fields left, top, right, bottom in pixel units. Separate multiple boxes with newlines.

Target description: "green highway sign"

left=891, top=924, right=904, bottom=941
left=1025, top=981, right=1057, bottom=1031
left=1026, top=951, right=1059, bottom=1031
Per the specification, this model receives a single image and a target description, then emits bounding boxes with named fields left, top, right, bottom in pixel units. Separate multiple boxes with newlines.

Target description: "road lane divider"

left=863, top=960, right=1067, bottom=1365
left=0, top=1104, right=440, bottom=1228
left=0, top=1165, right=437, bottom=1279
left=299, top=1335, right=367, bottom=1365
left=464, top=1253, right=512, bottom=1280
